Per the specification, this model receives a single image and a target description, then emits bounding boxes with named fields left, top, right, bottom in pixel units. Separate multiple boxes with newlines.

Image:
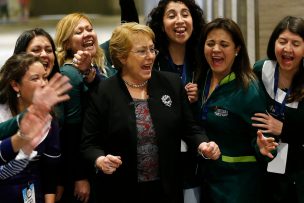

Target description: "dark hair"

left=267, top=16, right=304, bottom=102
left=199, top=18, right=255, bottom=89
left=0, top=53, right=42, bottom=116
left=147, top=0, right=205, bottom=76
left=13, top=28, right=60, bottom=79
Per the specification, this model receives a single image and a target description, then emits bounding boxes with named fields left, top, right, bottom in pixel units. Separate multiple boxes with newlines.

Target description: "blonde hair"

left=54, top=13, right=105, bottom=72
left=109, top=22, right=155, bottom=70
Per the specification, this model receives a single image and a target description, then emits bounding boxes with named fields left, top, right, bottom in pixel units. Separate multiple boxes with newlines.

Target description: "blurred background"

left=1, top=0, right=304, bottom=66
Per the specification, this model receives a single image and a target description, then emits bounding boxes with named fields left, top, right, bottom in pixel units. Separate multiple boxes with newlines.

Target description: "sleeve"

left=81, top=86, right=107, bottom=167
left=0, top=112, right=25, bottom=140
left=280, top=104, right=304, bottom=144
left=119, top=0, right=139, bottom=23
left=60, top=65, right=92, bottom=181
left=242, top=81, right=276, bottom=162
left=0, top=138, right=18, bottom=164
left=0, top=154, right=29, bottom=180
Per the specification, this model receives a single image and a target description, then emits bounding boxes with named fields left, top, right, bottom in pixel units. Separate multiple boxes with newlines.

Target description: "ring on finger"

left=72, top=58, right=78, bottom=64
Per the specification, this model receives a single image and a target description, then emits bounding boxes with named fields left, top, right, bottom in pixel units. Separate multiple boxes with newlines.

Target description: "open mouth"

left=41, top=61, right=49, bottom=68
left=83, top=40, right=94, bottom=49
left=142, top=64, right=152, bottom=70
left=174, top=27, right=186, bottom=36
left=212, top=56, right=224, bottom=65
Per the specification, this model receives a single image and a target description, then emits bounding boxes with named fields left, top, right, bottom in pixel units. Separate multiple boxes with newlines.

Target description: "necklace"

left=123, top=80, right=148, bottom=88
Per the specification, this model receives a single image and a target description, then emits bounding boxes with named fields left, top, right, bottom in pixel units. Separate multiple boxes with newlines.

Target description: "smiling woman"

left=81, top=22, right=220, bottom=203
left=54, top=12, right=117, bottom=203
left=13, top=28, right=60, bottom=80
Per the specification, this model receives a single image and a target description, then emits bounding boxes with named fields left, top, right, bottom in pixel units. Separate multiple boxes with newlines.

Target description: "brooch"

left=161, top=95, right=172, bottom=107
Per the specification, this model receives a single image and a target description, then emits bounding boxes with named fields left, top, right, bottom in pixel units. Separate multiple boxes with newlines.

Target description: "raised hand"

left=31, top=73, right=71, bottom=115
left=256, top=130, right=278, bottom=159
left=72, top=50, right=92, bottom=73
left=185, top=82, right=198, bottom=103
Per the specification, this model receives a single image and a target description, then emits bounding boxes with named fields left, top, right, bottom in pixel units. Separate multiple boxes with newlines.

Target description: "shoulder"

left=253, top=59, right=276, bottom=73
left=60, top=64, right=83, bottom=85
left=152, top=70, right=181, bottom=84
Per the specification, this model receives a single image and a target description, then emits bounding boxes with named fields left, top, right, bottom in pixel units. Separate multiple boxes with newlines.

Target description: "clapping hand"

left=198, top=141, right=221, bottom=160
left=96, top=155, right=123, bottom=174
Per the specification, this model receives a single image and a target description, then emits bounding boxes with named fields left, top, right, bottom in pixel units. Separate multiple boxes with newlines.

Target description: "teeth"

left=175, top=27, right=185, bottom=32
left=83, top=40, right=93, bottom=47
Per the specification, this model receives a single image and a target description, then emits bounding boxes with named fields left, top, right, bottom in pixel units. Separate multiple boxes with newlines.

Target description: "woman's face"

left=275, top=29, right=304, bottom=73
left=204, top=28, right=239, bottom=79
left=12, top=62, right=48, bottom=108
left=69, top=18, right=98, bottom=57
left=121, top=34, right=156, bottom=83
left=26, top=36, right=55, bottom=77
left=163, top=1, right=193, bottom=46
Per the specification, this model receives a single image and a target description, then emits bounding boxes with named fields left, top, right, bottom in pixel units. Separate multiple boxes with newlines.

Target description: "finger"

left=251, top=117, right=267, bottom=124
left=253, top=113, right=269, bottom=118
left=257, top=130, right=264, bottom=140
left=252, top=123, right=268, bottom=129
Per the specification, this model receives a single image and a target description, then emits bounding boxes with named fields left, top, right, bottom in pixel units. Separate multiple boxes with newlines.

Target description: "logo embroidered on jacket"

left=214, top=107, right=228, bottom=117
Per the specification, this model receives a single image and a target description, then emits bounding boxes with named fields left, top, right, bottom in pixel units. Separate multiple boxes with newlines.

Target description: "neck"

left=168, top=43, right=186, bottom=65
left=279, top=67, right=297, bottom=89
left=17, top=101, right=27, bottom=115
left=123, top=79, right=148, bottom=89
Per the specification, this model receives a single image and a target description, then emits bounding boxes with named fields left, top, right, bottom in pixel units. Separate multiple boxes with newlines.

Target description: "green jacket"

left=200, top=72, right=267, bottom=203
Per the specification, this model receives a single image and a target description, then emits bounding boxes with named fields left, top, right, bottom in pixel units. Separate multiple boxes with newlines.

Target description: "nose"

left=83, top=30, right=92, bottom=37
left=283, top=42, right=292, bottom=52
left=39, top=49, right=48, bottom=57
left=176, top=14, right=184, bottom=24
left=41, top=78, right=48, bottom=87
left=213, top=44, right=221, bottom=52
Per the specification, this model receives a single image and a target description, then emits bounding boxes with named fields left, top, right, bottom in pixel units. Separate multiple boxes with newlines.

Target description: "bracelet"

left=16, top=130, right=31, bottom=141
left=198, top=150, right=210, bottom=160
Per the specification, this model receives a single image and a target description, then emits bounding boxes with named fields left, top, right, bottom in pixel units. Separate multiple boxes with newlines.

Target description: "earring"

left=235, top=53, right=238, bottom=56
left=17, top=92, right=20, bottom=98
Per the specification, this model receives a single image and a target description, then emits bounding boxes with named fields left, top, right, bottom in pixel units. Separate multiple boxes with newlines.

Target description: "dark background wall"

left=30, top=0, right=121, bottom=16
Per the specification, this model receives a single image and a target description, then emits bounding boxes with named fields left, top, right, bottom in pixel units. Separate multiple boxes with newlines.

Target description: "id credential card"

left=267, top=143, right=288, bottom=174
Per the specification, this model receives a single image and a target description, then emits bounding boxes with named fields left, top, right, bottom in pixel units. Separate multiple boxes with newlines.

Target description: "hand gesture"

left=31, top=73, right=71, bottom=115
left=251, top=112, right=283, bottom=136
left=198, top=141, right=221, bottom=160
left=72, top=50, right=92, bottom=73
left=19, top=112, right=52, bottom=155
left=185, top=82, right=198, bottom=103
left=256, top=130, right=278, bottom=159
left=95, top=155, right=122, bottom=174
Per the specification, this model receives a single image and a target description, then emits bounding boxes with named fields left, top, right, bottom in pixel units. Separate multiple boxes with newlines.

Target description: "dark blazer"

left=81, top=71, right=208, bottom=203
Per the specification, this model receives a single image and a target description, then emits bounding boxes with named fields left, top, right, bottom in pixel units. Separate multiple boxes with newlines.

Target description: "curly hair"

left=146, top=0, right=205, bottom=80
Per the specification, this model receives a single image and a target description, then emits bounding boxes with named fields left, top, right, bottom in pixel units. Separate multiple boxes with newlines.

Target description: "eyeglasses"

left=130, top=48, right=159, bottom=57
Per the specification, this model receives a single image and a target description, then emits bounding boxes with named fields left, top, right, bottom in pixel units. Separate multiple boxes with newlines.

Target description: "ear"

left=119, top=56, right=127, bottom=66
left=10, top=80, right=20, bottom=93
left=235, top=46, right=241, bottom=56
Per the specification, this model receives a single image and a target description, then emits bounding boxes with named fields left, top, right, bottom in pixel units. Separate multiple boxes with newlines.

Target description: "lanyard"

left=273, top=64, right=291, bottom=119
left=168, top=55, right=187, bottom=85
left=201, top=70, right=212, bottom=120
left=200, top=71, right=236, bottom=121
